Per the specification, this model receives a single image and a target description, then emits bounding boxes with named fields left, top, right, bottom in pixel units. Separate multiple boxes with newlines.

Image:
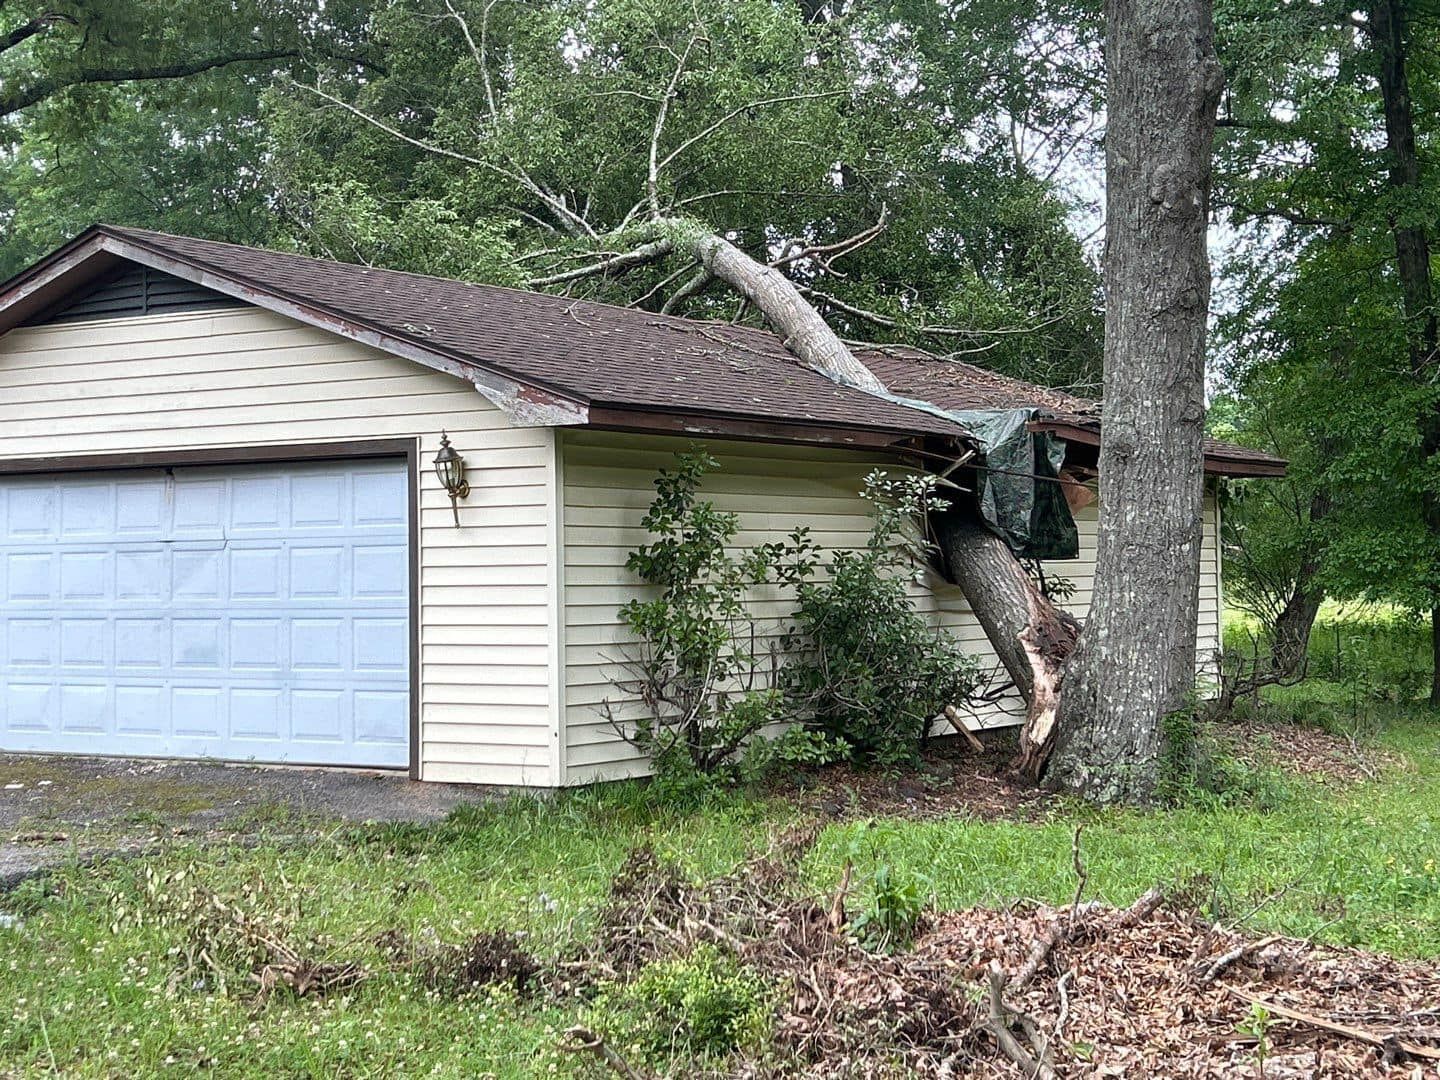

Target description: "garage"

left=0, top=457, right=412, bottom=768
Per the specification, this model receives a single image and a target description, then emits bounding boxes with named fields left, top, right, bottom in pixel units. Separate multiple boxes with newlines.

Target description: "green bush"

left=587, top=945, right=774, bottom=1066
left=616, top=452, right=988, bottom=793
left=1158, top=705, right=1298, bottom=811
left=784, top=471, right=985, bottom=767
left=614, top=448, right=814, bottom=781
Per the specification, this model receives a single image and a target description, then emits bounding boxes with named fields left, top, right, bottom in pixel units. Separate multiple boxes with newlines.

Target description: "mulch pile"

left=1222, top=718, right=1402, bottom=784
left=912, top=899, right=1440, bottom=1078
left=571, top=836, right=1440, bottom=1079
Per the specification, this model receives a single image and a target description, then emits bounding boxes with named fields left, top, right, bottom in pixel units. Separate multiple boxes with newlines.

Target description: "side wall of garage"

left=0, top=305, right=562, bottom=786
left=559, top=429, right=1223, bottom=784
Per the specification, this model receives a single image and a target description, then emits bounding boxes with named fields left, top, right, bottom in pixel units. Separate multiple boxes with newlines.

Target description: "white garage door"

left=0, top=458, right=411, bottom=767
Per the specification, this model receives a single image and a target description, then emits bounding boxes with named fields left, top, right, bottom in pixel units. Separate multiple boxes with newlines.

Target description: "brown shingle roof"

left=97, top=228, right=970, bottom=440
left=0, top=226, right=1285, bottom=475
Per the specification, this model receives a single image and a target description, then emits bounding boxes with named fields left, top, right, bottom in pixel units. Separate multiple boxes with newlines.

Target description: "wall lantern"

left=433, top=431, right=470, bottom=526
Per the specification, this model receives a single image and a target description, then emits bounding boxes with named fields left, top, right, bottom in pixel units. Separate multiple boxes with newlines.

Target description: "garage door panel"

left=0, top=458, right=410, bottom=767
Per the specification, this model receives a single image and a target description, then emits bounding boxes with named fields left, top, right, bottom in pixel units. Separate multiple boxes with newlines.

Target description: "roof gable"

left=20, top=264, right=242, bottom=326
left=0, top=226, right=1286, bottom=474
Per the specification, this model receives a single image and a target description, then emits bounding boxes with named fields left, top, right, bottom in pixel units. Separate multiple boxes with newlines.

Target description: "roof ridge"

left=99, top=226, right=1090, bottom=410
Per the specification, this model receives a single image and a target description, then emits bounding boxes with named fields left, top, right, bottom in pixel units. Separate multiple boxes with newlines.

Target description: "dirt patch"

left=1220, top=720, right=1402, bottom=784
left=0, top=753, right=492, bottom=891
left=781, top=731, right=1053, bottom=822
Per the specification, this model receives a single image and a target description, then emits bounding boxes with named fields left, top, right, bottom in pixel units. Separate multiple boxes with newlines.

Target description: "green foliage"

left=851, top=861, right=929, bottom=953
left=260, top=0, right=1104, bottom=388
left=0, top=0, right=375, bottom=276
left=1157, top=704, right=1298, bottom=813
left=587, top=945, right=774, bottom=1066
left=784, top=471, right=986, bottom=767
left=617, top=453, right=987, bottom=789
left=1237, top=1002, right=1274, bottom=1077
left=1212, top=0, right=1440, bottom=648
left=614, top=448, right=814, bottom=780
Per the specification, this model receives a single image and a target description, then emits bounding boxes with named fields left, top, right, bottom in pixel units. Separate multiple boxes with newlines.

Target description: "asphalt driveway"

left=0, top=754, right=487, bottom=888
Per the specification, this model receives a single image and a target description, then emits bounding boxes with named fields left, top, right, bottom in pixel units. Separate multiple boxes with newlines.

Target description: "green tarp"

left=945, top=408, right=1079, bottom=561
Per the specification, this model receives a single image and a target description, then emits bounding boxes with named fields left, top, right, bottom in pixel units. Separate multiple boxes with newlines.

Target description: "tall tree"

left=1370, top=0, right=1440, bottom=703
left=0, top=0, right=376, bottom=121
left=263, top=0, right=1105, bottom=389
left=0, top=0, right=380, bottom=276
left=1212, top=0, right=1440, bottom=701
left=1043, top=0, right=1224, bottom=799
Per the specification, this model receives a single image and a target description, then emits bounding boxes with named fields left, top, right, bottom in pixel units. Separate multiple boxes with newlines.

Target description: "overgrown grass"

left=1, top=614, right=1437, bottom=1077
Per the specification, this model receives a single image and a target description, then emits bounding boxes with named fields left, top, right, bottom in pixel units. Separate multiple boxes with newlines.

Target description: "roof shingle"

left=0, top=226, right=1286, bottom=475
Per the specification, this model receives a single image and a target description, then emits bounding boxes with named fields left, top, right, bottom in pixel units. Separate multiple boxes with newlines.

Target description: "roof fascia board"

left=1030, top=419, right=1288, bottom=478
left=0, top=233, right=589, bottom=427
left=582, top=405, right=948, bottom=452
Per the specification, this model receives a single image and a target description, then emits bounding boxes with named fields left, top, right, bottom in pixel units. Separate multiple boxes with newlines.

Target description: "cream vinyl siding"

left=560, top=430, right=1223, bottom=785
left=0, top=306, right=558, bottom=786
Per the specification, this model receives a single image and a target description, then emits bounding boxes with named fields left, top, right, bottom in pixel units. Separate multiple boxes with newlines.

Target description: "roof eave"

left=1031, top=418, right=1288, bottom=479
left=582, top=403, right=972, bottom=453
left=0, top=228, right=590, bottom=427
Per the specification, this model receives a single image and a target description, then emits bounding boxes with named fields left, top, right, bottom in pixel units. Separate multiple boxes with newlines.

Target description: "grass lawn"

left=2, top=673, right=1438, bottom=1075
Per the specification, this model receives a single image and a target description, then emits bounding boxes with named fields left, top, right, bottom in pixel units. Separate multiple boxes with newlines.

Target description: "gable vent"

left=21, top=265, right=244, bottom=326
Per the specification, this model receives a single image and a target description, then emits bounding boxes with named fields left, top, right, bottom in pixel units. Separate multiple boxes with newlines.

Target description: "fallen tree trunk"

left=934, top=513, right=1080, bottom=776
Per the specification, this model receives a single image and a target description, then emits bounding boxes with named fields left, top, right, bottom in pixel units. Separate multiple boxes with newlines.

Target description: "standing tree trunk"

left=1367, top=0, right=1440, bottom=707
left=1043, top=0, right=1224, bottom=801
left=1270, top=486, right=1332, bottom=678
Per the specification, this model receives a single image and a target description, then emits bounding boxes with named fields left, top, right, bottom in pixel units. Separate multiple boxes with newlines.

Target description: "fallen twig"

left=1225, top=988, right=1440, bottom=1062
left=1198, top=934, right=1282, bottom=985
left=561, top=1026, right=646, bottom=1079
left=985, top=963, right=1056, bottom=1080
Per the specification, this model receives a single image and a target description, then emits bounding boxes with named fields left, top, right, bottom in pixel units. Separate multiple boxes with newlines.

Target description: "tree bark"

left=1043, top=0, right=1223, bottom=801
left=1367, top=0, right=1440, bottom=707
left=934, top=514, right=1081, bottom=775
left=689, top=231, right=888, bottom=395
left=1270, top=485, right=1332, bottom=678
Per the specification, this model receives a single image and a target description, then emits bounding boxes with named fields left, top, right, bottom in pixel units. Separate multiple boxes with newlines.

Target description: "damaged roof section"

left=0, top=225, right=1287, bottom=477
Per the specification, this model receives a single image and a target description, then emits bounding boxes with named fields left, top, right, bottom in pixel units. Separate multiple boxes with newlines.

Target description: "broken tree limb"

left=689, top=229, right=887, bottom=394
left=933, top=513, right=1081, bottom=777
left=1198, top=934, right=1282, bottom=984
left=942, top=705, right=986, bottom=752
left=985, top=963, right=1057, bottom=1080
left=1224, top=988, right=1440, bottom=1062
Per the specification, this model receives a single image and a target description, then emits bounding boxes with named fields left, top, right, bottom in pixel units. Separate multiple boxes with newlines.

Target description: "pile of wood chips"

left=573, top=837, right=1440, bottom=1078
left=910, top=897, right=1440, bottom=1078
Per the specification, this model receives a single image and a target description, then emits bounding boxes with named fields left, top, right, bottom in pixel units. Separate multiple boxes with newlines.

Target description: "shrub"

left=783, top=472, right=986, bottom=767
left=587, top=944, right=774, bottom=1066
left=613, top=452, right=987, bottom=790
left=611, top=448, right=814, bottom=780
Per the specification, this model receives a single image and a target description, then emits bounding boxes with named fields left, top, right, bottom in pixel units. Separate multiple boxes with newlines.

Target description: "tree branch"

left=2, top=47, right=299, bottom=118
left=647, top=33, right=704, bottom=217
left=660, top=268, right=714, bottom=314
left=0, top=11, right=75, bottom=56
left=526, top=238, right=676, bottom=287
left=654, top=90, right=847, bottom=176
left=770, top=210, right=888, bottom=276
left=443, top=0, right=500, bottom=128
left=292, top=80, right=597, bottom=239
left=1226, top=203, right=1351, bottom=229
